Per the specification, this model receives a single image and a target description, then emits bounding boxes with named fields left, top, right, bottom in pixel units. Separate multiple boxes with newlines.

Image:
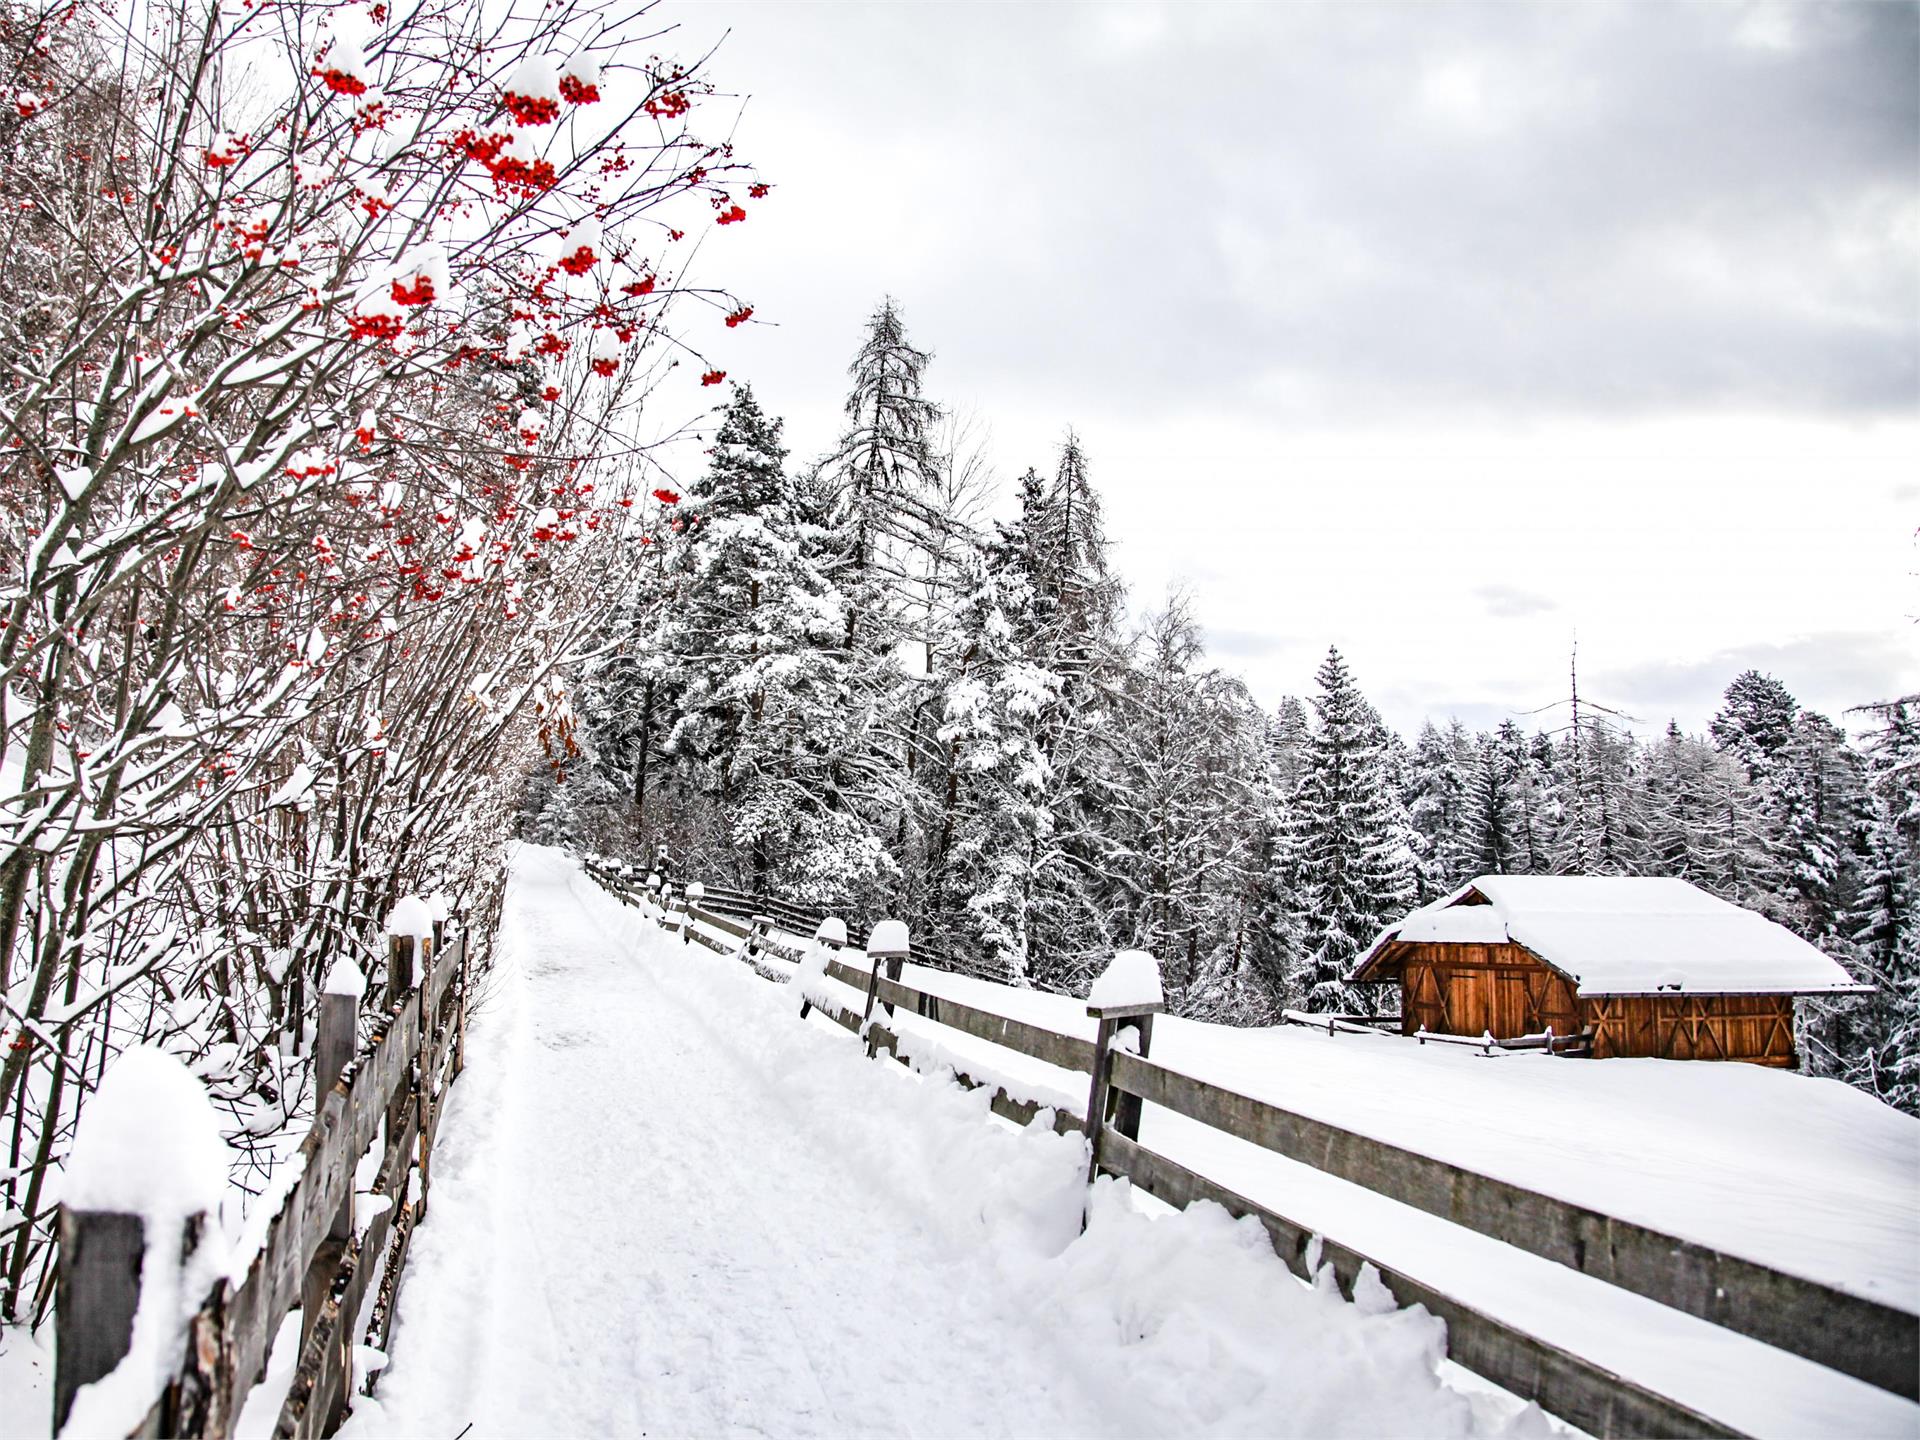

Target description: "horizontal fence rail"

left=1091, top=1128, right=1739, bottom=1440
left=1102, top=1048, right=1916, bottom=1401
left=585, top=859, right=1920, bottom=1437
left=55, top=917, right=473, bottom=1440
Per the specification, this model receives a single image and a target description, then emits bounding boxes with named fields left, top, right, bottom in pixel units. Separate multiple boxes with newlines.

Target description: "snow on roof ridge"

left=1465, top=874, right=1738, bottom=917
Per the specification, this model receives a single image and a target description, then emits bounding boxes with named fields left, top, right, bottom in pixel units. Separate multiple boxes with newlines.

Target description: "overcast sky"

left=660, top=0, right=1918, bottom=737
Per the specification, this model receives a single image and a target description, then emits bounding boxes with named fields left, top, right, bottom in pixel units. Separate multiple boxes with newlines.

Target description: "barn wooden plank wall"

left=590, top=862, right=1920, bottom=1435
left=1585, top=993, right=1795, bottom=1064
left=1375, top=939, right=1800, bottom=1065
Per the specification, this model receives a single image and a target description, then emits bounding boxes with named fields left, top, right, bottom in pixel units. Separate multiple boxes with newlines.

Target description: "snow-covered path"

left=344, top=848, right=1532, bottom=1439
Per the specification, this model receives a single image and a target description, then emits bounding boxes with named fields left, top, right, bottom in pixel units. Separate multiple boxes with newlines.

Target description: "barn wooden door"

left=1495, top=972, right=1533, bottom=1036
left=1402, top=964, right=1448, bottom=1035
left=1438, top=968, right=1499, bottom=1037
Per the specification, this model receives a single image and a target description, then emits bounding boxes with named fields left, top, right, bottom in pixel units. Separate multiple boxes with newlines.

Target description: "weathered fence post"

left=54, top=1208, right=146, bottom=1434
left=746, top=914, right=771, bottom=964
left=1081, top=951, right=1164, bottom=1196
left=414, top=919, right=439, bottom=1221
left=684, top=882, right=706, bottom=947
left=452, top=910, right=472, bottom=1079
left=862, top=921, right=910, bottom=1058
left=386, top=930, right=415, bottom=1146
left=797, top=916, right=848, bottom=1021
left=54, top=1047, right=228, bottom=1438
left=300, top=959, right=363, bottom=1428
left=1110, top=1010, right=1156, bottom=1144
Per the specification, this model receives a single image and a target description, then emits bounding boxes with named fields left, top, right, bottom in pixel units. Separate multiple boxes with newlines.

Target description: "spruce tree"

left=1286, top=647, right=1415, bottom=1013
left=1406, top=719, right=1476, bottom=898
left=1014, top=445, right=1129, bottom=990
left=646, top=387, right=891, bottom=903
left=1711, top=670, right=1801, bottom=771
left=1461, top=730, right=1519, bottom=876
left=926, top=532, right=1058, bottom=980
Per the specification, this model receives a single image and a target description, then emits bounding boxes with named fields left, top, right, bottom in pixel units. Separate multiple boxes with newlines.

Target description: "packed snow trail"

left=343, top=848, right=1540, bottom=1439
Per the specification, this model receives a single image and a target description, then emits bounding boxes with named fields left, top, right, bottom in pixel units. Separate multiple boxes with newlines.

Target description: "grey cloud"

left=1595, top=631, right=1919, bottom=726
left=1368, top=631, right=1915, bottom=739
left=703, top=1, right=1918, bottom=426
left=1202, top=626, right=1287, bottom=661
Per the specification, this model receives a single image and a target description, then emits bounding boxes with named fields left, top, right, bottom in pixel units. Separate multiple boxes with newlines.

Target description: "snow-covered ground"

left=7, top=846, right=1913, bottom=1438
left=342, top=847, right=1550, bottom=1438
left=765, top=924, right=1920, bottom=1438
left=812, top=959, right=1919, bottom=1313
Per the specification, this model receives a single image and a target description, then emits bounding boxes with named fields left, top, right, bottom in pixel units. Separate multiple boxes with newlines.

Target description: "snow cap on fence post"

left=866, top=919, right=909, bottom=960
left=1087, top=948, right=1163, bottom=1018
left=814, top=916, right=847, bottom=948
left=860, top=921, right=909, bottom=1058
left=384, top=895, right=432, bottom=1013
left=57, top=1046, right=231, bottom=1438
left=385, top=894, right=434, bottom=950
left=685, top=882, right=705, bottom=907
left=323, top=955, right=368, bottom=1000
left=646, top=871, right=662, bottom=892
left=63, top=1046, right=227, bottom=1234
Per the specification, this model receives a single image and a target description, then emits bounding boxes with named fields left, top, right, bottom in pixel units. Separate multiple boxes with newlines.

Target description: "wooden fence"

left=588, top=861, right=1920, bottom=1440
left=591, top=858, right=1008, bottom=983
left=53, top=916, right=471, bottom=1440
left=1277, top=1009, right=1595, bottom=1055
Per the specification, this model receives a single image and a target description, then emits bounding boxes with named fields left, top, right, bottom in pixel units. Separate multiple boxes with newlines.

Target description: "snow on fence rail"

left=52, top=908, right=472, bottom=1440
left=584, top=859, right=1920, bottom=1439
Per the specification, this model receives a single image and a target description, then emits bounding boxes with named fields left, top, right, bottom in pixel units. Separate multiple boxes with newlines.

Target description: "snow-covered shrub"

left=0, top=0, right=762, bottom=1316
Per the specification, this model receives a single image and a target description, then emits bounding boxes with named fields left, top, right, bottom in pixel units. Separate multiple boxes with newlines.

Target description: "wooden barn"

left=1350, top=876, right=1868, bottom=1066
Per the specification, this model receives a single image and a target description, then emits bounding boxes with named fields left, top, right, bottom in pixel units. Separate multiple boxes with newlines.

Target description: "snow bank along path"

left=342, top=847, right=1543, bottom=1438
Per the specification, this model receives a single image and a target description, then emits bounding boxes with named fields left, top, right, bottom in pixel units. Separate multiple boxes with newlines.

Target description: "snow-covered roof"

left=1354, top=876, right=1868, bottom=997
left=1396, top=904, right=1509, bottom=946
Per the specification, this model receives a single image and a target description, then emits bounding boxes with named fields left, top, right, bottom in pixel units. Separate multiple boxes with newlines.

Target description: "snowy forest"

left=531, top=300, right=1920, bottom=1119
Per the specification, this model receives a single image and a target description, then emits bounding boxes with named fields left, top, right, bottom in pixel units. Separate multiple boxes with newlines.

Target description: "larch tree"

left=1104, top=596, right=1261, bottom=1010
